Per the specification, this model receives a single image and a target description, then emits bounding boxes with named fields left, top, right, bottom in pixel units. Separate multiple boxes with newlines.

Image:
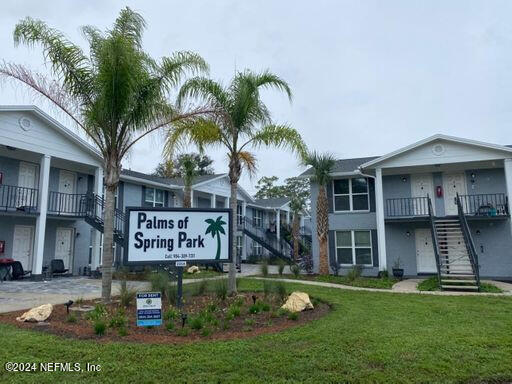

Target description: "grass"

left=418, top=276, right=504, bottom=293
left=264, top=273, right=398, bottom=289
left=2, top=279, right=512, bottom=383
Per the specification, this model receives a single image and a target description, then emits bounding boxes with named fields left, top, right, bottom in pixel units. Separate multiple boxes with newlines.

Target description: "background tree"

left=164, top=69, right=307, bottom=294
left=0, top=8, right=209, bottom=301
left=303, top=152, right=335, bottom=275
left=254, top=176, right=286, bottom=199
left=153, top=153, right=214, bottom=178
left=181, top=154, right=198, bottom=208
left=283, top=177, right=310, bottom=261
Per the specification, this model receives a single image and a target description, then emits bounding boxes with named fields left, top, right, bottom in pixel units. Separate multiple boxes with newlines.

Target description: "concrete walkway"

left=251, top=277, right=512, bottom=296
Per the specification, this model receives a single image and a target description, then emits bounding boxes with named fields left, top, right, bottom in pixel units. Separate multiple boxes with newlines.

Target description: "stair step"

left=441, top=274, right=475, bottom=278
left=441, top=285, right=479, bottom=290
left=441, top=279, right=476, bottom=283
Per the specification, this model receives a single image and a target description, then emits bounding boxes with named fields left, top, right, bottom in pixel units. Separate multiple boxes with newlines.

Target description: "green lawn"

left=418, top=276, right=503, bottom=293
left=265, top=273, right=398, bottom=289
left=2, top=278, right=512, bottom=383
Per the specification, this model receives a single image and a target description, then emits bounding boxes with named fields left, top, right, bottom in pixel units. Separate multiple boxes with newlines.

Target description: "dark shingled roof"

left=300, top=156, right=380, bottom=177
left=253, top=197, right=291, bottom=208
left=121, top=169, right=226, bottom=187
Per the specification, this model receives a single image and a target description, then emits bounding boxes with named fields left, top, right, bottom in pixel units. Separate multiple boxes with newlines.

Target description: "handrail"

left=240, top=217, right=291, bottom=260
left=456, top=193, right=480, bottom=288
left=0, top=184, right=38, bottom=212
left=47, top=191, right=88, bottom=215
left=385, top=196, right=430, bottom=217
left=427, top=195, right=442, bottom=287
left=458, top=193, right=509, bottom=216
left=84, top=193, right=125, bottom=236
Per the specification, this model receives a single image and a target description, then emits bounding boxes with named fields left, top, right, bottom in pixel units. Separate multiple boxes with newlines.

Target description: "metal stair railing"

left=455, top=193, right=480, bottom=289
left=240, top=217, right=291, bottom=260
left=427, top=195, right=442, bottom=287
left=84, top=193, right=125, bottom=243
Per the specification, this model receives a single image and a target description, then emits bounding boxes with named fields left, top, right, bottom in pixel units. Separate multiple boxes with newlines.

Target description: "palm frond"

left=160, top=52, right=209, bottom=91
left=14, top=17, right=93, bottom=100
left=303, top=151, right=336, bottom=186
left=251, top=69, right=293, bottom=101
left=237, top=150, right=258, bottom=177
left=245, top=124, right=307, bottom=159
left=112, top=7, right=146, bottom=48
left=176, top=77, right=229, bottom=110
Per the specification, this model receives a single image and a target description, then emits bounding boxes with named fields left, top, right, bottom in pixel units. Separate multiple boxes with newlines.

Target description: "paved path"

left=250, top=277, right=512, bottom=296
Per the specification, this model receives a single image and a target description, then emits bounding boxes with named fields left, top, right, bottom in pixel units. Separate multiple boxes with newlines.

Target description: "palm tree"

left=303, top=152, right=336, bottom=275
left=289, top=198, right=305, bottom=262
left=181, top=154, right=197, bottom=208
left=0, top=8, right=209, bottom=302
left=205, top=216, right=227, bottom=259
left=164, top=70, right=307, bottom=294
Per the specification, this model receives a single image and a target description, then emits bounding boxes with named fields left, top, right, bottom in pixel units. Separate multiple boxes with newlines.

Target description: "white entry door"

left=443, top=173, right=467, bottom=215
left=415, top=228, right=437, bottom=273
left=55, top=227, right=74, bottom=270
left=17, top=162, right=37, bottom=207
left=411, top=174, right=435, bottom=215
left=12, top=225, right=34, bottom=270
left=59, top=170, right=76, bottom=213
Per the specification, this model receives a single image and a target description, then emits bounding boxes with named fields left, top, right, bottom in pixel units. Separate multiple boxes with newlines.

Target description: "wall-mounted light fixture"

left=405, top=230, right=411, bottom=237
left=476, top=230, right=481, bottom=235
left=401, top=177, right=407, bottom=182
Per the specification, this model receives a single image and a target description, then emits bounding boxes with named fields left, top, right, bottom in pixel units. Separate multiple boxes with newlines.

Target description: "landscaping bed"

left=417, top=277, right=503, bottom=293
left=0, top=290, right=329, bottom=344
left=263, top=273, right=398, bottom=289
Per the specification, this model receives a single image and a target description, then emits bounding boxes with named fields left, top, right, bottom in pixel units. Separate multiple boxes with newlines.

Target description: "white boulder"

left=187, top=265, right=200, bottom=274
left=281, top=292, right=314, bottom=313
left=16, top=304, right=53, bottom=322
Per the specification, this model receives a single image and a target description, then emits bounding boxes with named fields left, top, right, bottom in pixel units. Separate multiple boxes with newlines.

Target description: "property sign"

left=136, top=292, right=162, bottom=327
left=124, top=208, right=232, bottom=265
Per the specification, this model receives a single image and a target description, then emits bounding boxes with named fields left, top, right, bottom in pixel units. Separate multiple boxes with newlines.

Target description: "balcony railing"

left=385, top=197, right=429, bottom=218
left=47, top=191, right=88, bottom=216
left=0, top=185, right=39, bottom=212
left=458, top=193, right=509, bottom=217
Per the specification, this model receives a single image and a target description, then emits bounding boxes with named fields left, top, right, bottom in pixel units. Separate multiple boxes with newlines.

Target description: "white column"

left=32, top=154, right=51, bottom=275
left=190, top=189, right=194, bottom=208
left=375, top=168, right=387, bottom=271
left=286, top=210, right=290, bottom=225
left=225, top=197, right=229, bottom=208
left=276, top=209, right=281, bottom=239
left=242, top=201, right=247, bottom=260
left=90, top=167, right=103, bottom=271
left=504, top=159, right=512, bottom=236
left=211, top=194, right=216, bottom=208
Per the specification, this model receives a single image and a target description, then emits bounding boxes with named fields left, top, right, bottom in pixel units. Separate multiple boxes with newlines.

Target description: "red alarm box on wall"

left=436, top=186, right=443, bottom=198
left=0, top=241, right=5, bottom=254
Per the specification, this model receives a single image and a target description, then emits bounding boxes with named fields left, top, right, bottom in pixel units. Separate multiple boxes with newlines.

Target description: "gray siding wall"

left=123, top=182, right=143, bottom=208
left=465, top=168, right=506, bottom=195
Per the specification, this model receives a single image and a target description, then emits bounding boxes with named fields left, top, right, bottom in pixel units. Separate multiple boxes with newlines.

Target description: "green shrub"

left=189, top=316, right=204, bottom=330
left=275, top=282, right=288, bottom=302
left=248, top=303, right=261, bottom=314
left=75, top=297, right=84, bottom=306
left=291, top=264, right=300, bottom=278
left=109, top=308, right=127, bottom=329
left=277, top=260, right=285, bottom=276
left=347, top=265, right=362, bottom=282
left=196, top=279, right=209, bottom=296
left=263, top=280, right=273, bottom=297
left=164, top=307, right=179, bottom=322
left=233, top=296, right=244, bottom=307
left=226, top=304, right=241, bottom=320
left=259, top=301, right=271, bottom=312
left=277, top=308, right=290, bottom=317
left=270, top=310, right=279, bottom=318
left=288, top=311, right=299, bottom=321
left=221, top=320, right=230, bottom=330
left=244, top=318, right=255, bottom=326
left=206, top=302, right=218, bottom=313
left=166, top=321, right=174, bottom=331
left=176, top=328, right=190, bottom=337
left=93, top=319, right=107, bottom=336
left=379, top=269, right=389, bottom=279
left=118, top=326, right=128, bottom=337
left=200, top=327, right=212, bottom=337
left=260, top=261, right=269, bottom=277
left=215, top=279, right=227, bottom=301
left=120, top=285, right=136, bottom=308
left=86, top=303, right=107, bottom=321
left=66, top=313, right=77, bottom=323
left=249, top=300, right=270, bottom=314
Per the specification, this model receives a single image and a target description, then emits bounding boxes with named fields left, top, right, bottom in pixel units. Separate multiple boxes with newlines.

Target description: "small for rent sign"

left=136, top=292, right=162, bottom=327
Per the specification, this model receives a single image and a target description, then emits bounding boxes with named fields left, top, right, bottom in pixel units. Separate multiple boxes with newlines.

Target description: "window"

left=236, top=235, right=243, bottom=257
left=253, top=242, right=263, bottom=256
left=253, top=209, right=263, bottom=227
left=333, top=178, right=369, bottom=212
left=335, top=230, right=373, bottom=266
left=237, top=204, right=243, bottom=225
left=145, top=187, right=165, bottom=207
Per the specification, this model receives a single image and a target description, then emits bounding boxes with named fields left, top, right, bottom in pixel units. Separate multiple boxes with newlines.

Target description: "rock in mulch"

left=187, top=266, right=200, bottom=274
left=281, top=292, right=314, bottom=313
left=16, top=304, right=53, bottom=323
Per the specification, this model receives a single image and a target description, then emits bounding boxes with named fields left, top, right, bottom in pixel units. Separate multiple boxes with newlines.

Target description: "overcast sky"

left=1, top=1, right=511, bottom=194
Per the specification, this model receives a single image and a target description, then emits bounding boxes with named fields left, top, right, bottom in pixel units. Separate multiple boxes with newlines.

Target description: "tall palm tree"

left=0, top=8, right=209, bottom=302
left=303, top=152, right=336, bottom=275
left=289, top=198, right=305, bottom=262
left=181, top=154, right=197, bottom=208
left=164, top=70, right=307, bottom=294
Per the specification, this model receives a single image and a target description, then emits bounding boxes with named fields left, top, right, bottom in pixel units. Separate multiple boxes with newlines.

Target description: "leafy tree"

left=205, top=216, right=227, bottom=259
left=164, top=69, right=307, bottom=294
left=0, top=8, right=209, bottom=301
left=153, top=153, right=214, bottom=178
left=284, top=177, right=310, bottom=261
left=303, top=152, right=336, bottom=275
left=254, top=176, right=285, bottom=199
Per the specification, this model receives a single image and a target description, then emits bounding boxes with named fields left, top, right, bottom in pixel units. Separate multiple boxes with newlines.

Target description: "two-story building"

left=0, top=105, right=296, bottom=278
left=304, top=135, right=512, bottom=287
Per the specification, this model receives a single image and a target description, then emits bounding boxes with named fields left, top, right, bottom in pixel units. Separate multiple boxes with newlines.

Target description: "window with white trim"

left=145, top=187, right=165, bottom=207
left=253, top=209, right=263, bottom=227
left=253, top=242, right=263, bottom=256
left=236, top=235, right=243, bottom=257
left=237, top=204, right=243, bottom=225
left=333, top=178, right=369, bottom=212
left=335, top=230, right=373, bottom=266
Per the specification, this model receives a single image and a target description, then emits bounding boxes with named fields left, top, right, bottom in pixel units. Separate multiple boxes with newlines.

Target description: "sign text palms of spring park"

left=124, top=208, right=232, bottom=265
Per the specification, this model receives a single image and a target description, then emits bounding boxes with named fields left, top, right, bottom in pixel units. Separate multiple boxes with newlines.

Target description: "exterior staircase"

left=428, top=195, right=480, bottom=291
left=240, top=218, right=291, bottom=261
left=83, top=193, right=125, bottom=245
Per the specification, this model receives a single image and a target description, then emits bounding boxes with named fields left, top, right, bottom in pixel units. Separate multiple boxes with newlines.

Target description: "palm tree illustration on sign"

left=205, top=216, right=227, bottom=259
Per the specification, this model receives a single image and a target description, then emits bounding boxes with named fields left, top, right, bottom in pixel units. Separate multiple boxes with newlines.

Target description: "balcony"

left=385, top=197, right=429, bottom=220
left=47, top=191, right=89, bottom=216
left=0, top=185, right=39, bottom=213
left=459, top=193, right=509, bottom=218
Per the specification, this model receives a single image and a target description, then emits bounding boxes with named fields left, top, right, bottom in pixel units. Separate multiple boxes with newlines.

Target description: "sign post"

left=124, top=208, right=232, bottom=312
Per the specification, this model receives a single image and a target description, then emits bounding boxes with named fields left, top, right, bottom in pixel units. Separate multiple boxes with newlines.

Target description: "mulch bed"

left=0, top=292, right=330, bottom=344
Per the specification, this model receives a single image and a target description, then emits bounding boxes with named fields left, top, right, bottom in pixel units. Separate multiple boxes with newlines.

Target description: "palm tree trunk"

left=317, top=185, right=329, bottom=275
left=292, top=213, right=300, bottom=262
left=101, top=184, right=116, bottom=303
left=183, top=185, right=191, bottom=208
left=228, top=181, right=238, bottom=295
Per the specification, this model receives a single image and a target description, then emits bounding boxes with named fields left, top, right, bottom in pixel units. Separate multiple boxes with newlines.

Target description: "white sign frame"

left=124, top=207, right=233, bottom=265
